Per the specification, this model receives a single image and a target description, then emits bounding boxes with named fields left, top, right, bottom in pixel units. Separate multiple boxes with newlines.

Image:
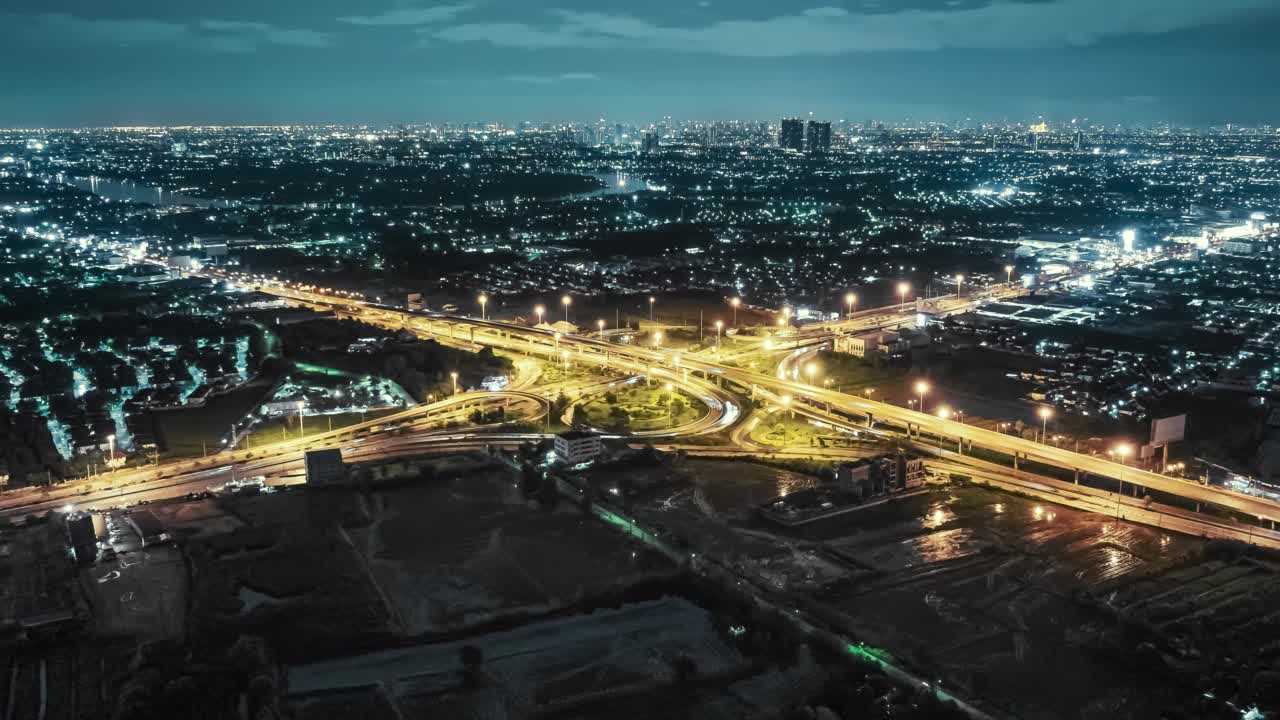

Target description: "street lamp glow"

left=450, top=371, right=458, bottom=394
left=561, top=294, right=572, bottom=322
left=478, top=293, right=488, bottom=320
left=715, top=319, right=724, bottom=350
left=730, top=297, right=740, bottom=326
left=1038, top=406, right=1053, bottom=442
left=845, top=292, right=857, bottom=319
left=955, top=274, right=964, bottom=296
left=898, top=282, right=910, bottom=309
left=649, top=295, right=655, bottom=322
left=805, top=362, right=817, bottom=385
left=914, top=380, right=929, bottom=412
left=937, top=406, right=950, bottom=419
left=534, top=304, right=545, bottom=325
left=654, top=330, right=663, bottom=349
left=597, top=319, right=605, bottom=338
left=1005, top=264, right=1014, bottom=285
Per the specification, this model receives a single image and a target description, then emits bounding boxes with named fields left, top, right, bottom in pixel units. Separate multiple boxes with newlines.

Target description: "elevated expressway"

left=242, top=279, right=1280, bottom=531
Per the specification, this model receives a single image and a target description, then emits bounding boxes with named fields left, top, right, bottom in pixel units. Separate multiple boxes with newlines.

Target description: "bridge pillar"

left=469, top=327, right=475, bottom=343
left=1073, top=468, right=1081, bottom=484
left=866, top=413, right=873, bottom=429
left=1013, top=452, right=1020, bottom=472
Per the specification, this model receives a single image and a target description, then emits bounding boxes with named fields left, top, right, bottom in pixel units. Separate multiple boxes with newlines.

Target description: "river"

left=56, top=169, right=651, bottom=208
left=53, top=174, right=245, bottom=209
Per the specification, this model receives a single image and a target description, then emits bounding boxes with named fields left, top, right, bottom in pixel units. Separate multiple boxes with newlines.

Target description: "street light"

left=451, top=371, right=458, bottom=395
left=561, top=295, right=571, bottom=323
left=534, top=304, right=545, bottom=325
left=654, top=330, right=663, bottom=349
left=898, top=282, right=910, bottom=310
left=937, top=406, right=950, bottom=419
left=715, top=320, right=723, bottom=350
left=914, top=380, right=929, bottom=413
left=649, top=296, right=655, bottom=322
left=730, top=297, right=740, bottom=327
left=845, top=291, right=857, bottom=319
left=1038, top=406, right=1053, bottom=443
left=805, top=362, right=817, bottom=385
left=597, top=319, right=605, bottom=338
left=955, top=274, right=964, bottom=297
left=1113, top=443, right=1133, bottom=514
left=864, top=388, right=874, bottom=398
left=781, top=394, right=793, bottom=419
left=1005, top=264, right=1014, bottom=286
left=478, top=293, right=488, bottom=320
left=107, top=434, right=116, bottom=470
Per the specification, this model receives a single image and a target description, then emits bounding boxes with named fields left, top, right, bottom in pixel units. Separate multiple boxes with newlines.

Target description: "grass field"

left=242, top=409, right=398, bottom=449
left=749, top=414, right=836, bottom=448
left=155, top=377, right=278, bottom=459
left=580, top=383, right=707, bottom=431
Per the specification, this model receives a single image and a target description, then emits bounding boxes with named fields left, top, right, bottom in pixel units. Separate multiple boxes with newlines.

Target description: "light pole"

left=561, top=295, right=571, bottom=323
left=451, top=371, right=458, bottom=395
left=478, top=293, right=487, bottom=321
left=1038, top=406, right=1053, bottom=443
left=715, top=320, right=723, bottom=350
left=1113, top=443, right=1132, bottom=517
left=654, top=330, right=663, bottom=350
left=107, top=434, right=116, bottom=471
left=955, top=274, right=964, bottom=298
left=914, top=380, right=929, bottom=413
left=597, top=319, right=605, bottom=339
left=730, top=297, right=740, bottom=327
left=805, top=362, right=817, bottom=386
left=845, top=292, right=857, bottom=319
left=898, top=282, right=910, bottom=311
left=781, top=395, right=793, bottom=420
left=649, top=296, right=655, bottom=322
left=864, top=388, right=874, bottom=399
left=534, top=304, right=544, bottom=325
left=1005, top=264, right=1014, bottom=286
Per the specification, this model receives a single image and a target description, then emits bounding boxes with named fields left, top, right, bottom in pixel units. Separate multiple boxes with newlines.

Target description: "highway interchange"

left=8, top=264, right=1280, bottom=549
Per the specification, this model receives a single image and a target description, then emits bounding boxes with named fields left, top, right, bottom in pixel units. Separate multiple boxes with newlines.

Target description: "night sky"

left=2, top=0, right=1278, bottom=127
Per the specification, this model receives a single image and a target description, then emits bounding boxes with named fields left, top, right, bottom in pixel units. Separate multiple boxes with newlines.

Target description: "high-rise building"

left=806, top=121, right=832, bottom=154
left=641, top=131, right=660, bottom=155
left=779, top=118, right=804, bottom=151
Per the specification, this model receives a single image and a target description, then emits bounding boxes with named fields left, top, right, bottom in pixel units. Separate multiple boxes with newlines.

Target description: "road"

left=210, top=272, right=1280, bottom=526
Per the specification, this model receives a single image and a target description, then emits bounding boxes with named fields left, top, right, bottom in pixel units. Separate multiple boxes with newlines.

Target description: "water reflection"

left=910, top=527, right=977, bottom=565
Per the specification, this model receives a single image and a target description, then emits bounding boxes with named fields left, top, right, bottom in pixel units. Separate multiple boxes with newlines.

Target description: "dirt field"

left=347, top=466, right=672, bottom=635
left=627, top=460, right=1266, bottom=719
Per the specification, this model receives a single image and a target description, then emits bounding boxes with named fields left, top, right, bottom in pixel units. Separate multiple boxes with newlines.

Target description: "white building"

left=554, top=431, right=602, bottom=465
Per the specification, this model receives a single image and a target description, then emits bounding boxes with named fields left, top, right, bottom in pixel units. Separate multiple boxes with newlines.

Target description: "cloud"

left=508, top=72, right=599, bottom=83
left=200, top=20, right=332, bottom=49
left=431, top=0, right=1274, bottom=56
left=0, top=13, right=330, bottom=52
left=338, top=5, right=473, bottom=27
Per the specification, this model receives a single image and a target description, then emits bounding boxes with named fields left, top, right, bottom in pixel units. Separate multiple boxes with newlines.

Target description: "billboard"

left=1150, top=414, right=1186, bottom=447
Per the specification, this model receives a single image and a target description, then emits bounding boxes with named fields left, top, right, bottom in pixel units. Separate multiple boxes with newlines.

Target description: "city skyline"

left=2, top=0, right=1279, bottom=127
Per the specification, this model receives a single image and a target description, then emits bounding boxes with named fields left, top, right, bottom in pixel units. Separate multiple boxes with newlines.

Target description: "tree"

left=568, top=405, right=585, bottom=428
left=671, top=653, right=699, bottom=685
